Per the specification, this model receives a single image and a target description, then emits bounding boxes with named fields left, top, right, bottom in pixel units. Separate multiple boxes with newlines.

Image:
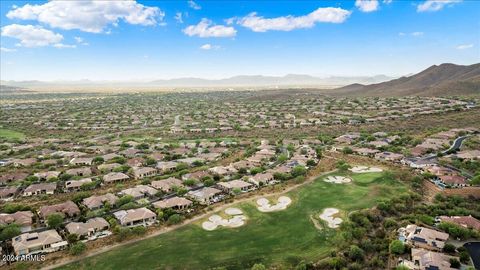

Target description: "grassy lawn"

left=0, top=128, right=25, bottom=140
left=60, top=171, right=407, bottom=270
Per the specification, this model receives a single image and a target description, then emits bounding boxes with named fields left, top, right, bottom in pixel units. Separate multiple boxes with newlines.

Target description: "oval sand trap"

left=256, top=196, right=292, bottom=212
left=319, top=208, right=343, bottom=228
left=324, top=176, right=352, bottom=184
left=349, top=165, right=383, bottom=173
left=202, top=208, right=247, bottom=231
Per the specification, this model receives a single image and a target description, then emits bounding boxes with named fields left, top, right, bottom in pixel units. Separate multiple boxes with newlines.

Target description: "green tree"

left=0, top=224, right=21, bottom=241
left=47, top=213, right=64, bottom=229
left=291, top=166, right=307, bottom=177
left=70, top=242, right=86, bottom=255
left=167, top=214, right=184, bottom=225
left=251, top=263, right=266, bottom=270
left=348, top=245, right=364, bottom=261
left=389, top=240, right=405, bottom=255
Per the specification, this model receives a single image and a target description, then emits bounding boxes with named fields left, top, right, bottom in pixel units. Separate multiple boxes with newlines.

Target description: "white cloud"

left=6, top=1, right=164, bottom=33
left=175, top=12, right=183, bottom=23
left=355, top=0, right=379, bottom=12
left=1, top=24, right=63, bottom=47
left=183, top=18, right=236, bottom=38
left=73, top=36, right=89, bottom=46
left=1, top=47, right=17, bottom=52
left=237, top=7, right=351, bottom=32
left=53, top=43, right=77, bottom=49
left=456, top=44, right=474, bottom=50
left=188, top=1, right=201, bottom=10
left=411, top=31, right=424, bottom=36
left=417, top=0, right=462, bottom=12
left=200, top=43, right=220, bottom=50
left=383, top=0, right=393, bottom=3
left=398, top=32, right=406, bottom=36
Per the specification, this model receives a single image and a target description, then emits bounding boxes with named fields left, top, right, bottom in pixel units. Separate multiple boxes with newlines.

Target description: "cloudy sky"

left=0, top=0, right=478, bottom=81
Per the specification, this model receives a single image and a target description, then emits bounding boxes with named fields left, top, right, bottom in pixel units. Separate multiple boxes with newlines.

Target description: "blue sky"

left=0, top=0, right=479, bottom=81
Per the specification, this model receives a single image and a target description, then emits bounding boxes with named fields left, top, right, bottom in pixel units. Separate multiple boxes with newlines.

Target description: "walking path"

left=42, top=169, right=336, bottom=270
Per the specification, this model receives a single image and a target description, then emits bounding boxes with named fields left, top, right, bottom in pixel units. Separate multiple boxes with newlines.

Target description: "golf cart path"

left=42, top=169, right=337, bottom=270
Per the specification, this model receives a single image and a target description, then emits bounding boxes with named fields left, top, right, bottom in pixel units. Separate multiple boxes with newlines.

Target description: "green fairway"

left=59, top=171, right=407, bottom=270
left=0, top=128, right=25, bottom=139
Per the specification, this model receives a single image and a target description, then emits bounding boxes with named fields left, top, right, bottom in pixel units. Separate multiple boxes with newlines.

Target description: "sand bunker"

left=256, top=196, right=292, bottom=212
left=319, top=208, right=343, bottom=228
left=202, top=208, right=246, bottom=231
left=324, top=176, right=352, bottom=184
left=349, top=165, right=383, bottom=173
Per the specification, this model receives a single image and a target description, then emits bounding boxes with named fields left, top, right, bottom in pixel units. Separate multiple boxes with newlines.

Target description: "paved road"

left=441, top=135, right=470, bottom=155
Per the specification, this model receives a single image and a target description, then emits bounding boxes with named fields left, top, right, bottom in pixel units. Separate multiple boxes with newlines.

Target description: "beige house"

left=401, top=248, right=459, bottom=270
left=153, top=196, right=193, bottom=211
left=132, top=167, right=157, bottom=179
left=70, top=157, right=93, bottom=166
left=120, top=185, right=158, bottom=200
left=65, top=217, right=110, bottom=240
left=65, top=178, right=93, bottom=192
left=38, top=201, right=80, bottom=223
left=187, top=187, right=222, bottom=205
left=151, top=177, right=184, bottom=193
left=22, top=183, right=56, bottom=197
left=34, top=171, right=60, bottom=181
left=248, top=173, right=274, bottom=187
left=83, top=193, right=119, bottom=210
left=65, top=167, right=92, bottom=177
left=217, top=180, right=254, bottom=194
left=103, top=172, right=129, bottom=184
left=156, top=161, right=178, bottom=174
left=0, top=211, right=34, bottom=232
left=12, top=230, right=68, bottom=256
left=113, top=207, right=156, bottom=227
left=402, top=225, right=449, bottom=251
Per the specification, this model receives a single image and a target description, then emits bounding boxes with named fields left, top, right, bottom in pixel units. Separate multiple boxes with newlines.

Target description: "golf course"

left=59, top=170, right=408, bottom=270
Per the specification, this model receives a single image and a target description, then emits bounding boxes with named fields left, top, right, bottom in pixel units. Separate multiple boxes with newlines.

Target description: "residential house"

left=401, top=248, right=459, bottom=270
left=132, top=167, right=157, bottom=179
left=22, top=183, right=56, bottom=196
left=0, top=211, right=34, bottom=232
left=65, top=167, right=92, bottom=177
left=0, top=172, right=28, bottom=186
left=12, top=230, right=68, bottom=256
left=0, top=186, right=18, bottom=200
left=65, top=178, right=93, bottom=192
left=153, top=196, right=193, bottom=211
left=34, top=171, right=60, bottom=181
left=402, top=225, right=449, bottom=251
left=113, top=207, right=156, bottom=227
left=375, top=152, right=404, bottom=162
left=103, top=172, right=129, bottom=184
left=150, top=177, right=184, bottom=193
left=156, top=161, right=178, bottom=174
left=438, top=215, right=480, bottom=231
left=248, top=173, right=275, bottom=187
left=217, top=180, right=254, bottom=194
left=97, top=163, right=121, bottom=172
left=187, top=187, right=222, bottom=205
left=70, top=157, right=93, bottom=166
left=65, top=217, right=110, bottom=240
left=120, top=185, right=158, bottom=200
left=38, top=201, right=80, bottom=223
left=83, top=193, right=118, bottom=210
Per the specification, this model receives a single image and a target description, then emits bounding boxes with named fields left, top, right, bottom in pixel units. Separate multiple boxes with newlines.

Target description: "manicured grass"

left=0, top=128, right=25, bottom=139
left=60, top=171, right=407, bottom=270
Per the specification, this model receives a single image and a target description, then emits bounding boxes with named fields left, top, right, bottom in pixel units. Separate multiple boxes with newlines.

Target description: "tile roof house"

left=151, top=177, right=184, bottom=193
left=34, top=171, right=61, bottom=181
left=248, top=172, right=275, bottom=187
left=132, top=167, right=157, bottom=179
left=402, top=248, right=459, bottom=270
left=70, top=157, right=93, bottom=166
left=403, top=224, right=449, bottom=251
left=83, top=193, right=119, bottom=210
left=438, top=215, right=480, bottom=231
left=437, top=175, right=467, bottom=188
left=65, top=178, right=93, bottom=192
left=38, top=201, right=80, bottom=222
left=0, top=172, right=28, bottom=185
left=217, top=180, right=254, bottom=194
left=0, top=211, right=34, bottom=232
left=113, top=207, right=156, bottom=227
left=187, top=187, right=222, bottom=205
left=22, top=183, right=57, bottom=197
left=156, top=161, right=178, bottom=173
left=97, top=163, right=121, bottom=172
left=0, top=186, right=18, bottom=200
left=65, top=217, right=110, bottom=239
left=12, top=230, right=68, bottom=256
left=103, top=172, right=129, bottom=184
left=65, top=167, right=92, bottom=177
left=120, top=185, right=158, bottom=200
left=153, top=196, right=193, bottom=211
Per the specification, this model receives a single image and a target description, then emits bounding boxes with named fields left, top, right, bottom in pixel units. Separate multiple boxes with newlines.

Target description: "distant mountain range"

left=333, top=63, right=480, bottom=96
left=0, top=74, right=395, bottom=89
